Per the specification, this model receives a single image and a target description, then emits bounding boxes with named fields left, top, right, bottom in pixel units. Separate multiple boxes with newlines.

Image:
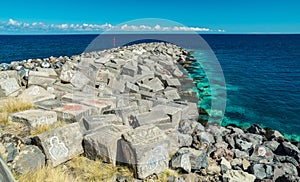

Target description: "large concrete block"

left=18, top=85, right=55, bottom=102
left=70, top=72, right=91, bottom=89
left=28, top=75, right=56, bottom=88
left=134, top=110, right=170, bottom=128
left=163, top=87, right=181, bottom=101
left=144, top=77, right=165, bottom=92
left=34, top=99, right=64, bottom=110
left=83, top=125, right=131, bottom=165
left=82, top=114, right=123, bottom=131
left=0, top=70, right=18, bottom=80
left=151, top=104, right=182, bottom=130
left=121, top=125, right=170, bottom=179
left=32, top=123, right=83, bottom=167
left=0, top=155, right=16, bottom=182
left=36, top=68, right=58, bottom=78
left=53, top=103, right=96, bottom=123
left=10, top=109, right=57, bottom=128
left=0, top=78, right=21, bottom=97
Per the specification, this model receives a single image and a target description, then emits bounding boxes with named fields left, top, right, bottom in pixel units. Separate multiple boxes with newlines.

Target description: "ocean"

left=0, top=34, right=299, bottom=140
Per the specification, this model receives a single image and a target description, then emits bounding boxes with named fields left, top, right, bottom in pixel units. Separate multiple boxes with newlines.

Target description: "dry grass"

left=0, top=98, right=34, bottom=125
left=157, top=169, right=180, bottom=182
left=30, top=121, right=67, bottom=136
left=16, top=156, right=134, bottom=182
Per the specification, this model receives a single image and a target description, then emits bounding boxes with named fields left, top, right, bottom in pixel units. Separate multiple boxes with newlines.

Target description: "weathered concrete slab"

left=78, top=97, right=115, bottom=114
left=10, top=109, right=57, bottom=128
left=84, top=125, right=131, bottom=165
left=0, top=70, right=18, bottom=80
left=36, top=68, right=58, bottom=78
left=163, top=87, right=181, bottom=101
left=134, top=110, right=170, bottom=128
left=168, top=101, right=199, bottom=120
left=125, top=81, right=139, bottom=93
left=0, top=78, right=21, bottom=97
left=95, top=69, right=109, bottom=85
left=28, top=75, right=56, bottom=88
left=82, top=114, right=123, bottom=131
left=133, top=71, right=155, bottom=83
left=53, top=103, right=96, bottom=123
left=18, top=85, right=55, bottom=102
left=94, top=54, right=112, bottom=64
left=151, top=104, right=182, bottom=129
left=166, top=78, right=181, bottom=87
left=121, top=62, right=138, bottom=77
left=121, top=125, right=170, bottom=179
left=34, top=99, right=64, bottom=110
left=144, top=77, right=165, bottom=92
left=32, top=123, right=83, bottom=167
left=70, top=72, right=91, bottom=89
left=108, top=78, right=125, bottom=93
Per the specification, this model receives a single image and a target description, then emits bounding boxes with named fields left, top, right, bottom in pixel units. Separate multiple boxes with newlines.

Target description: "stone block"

left=28, top=75, right=56, bottom=88
left=36, top=68, right=58, bottom=78
left=0, top=154, right=16, bottom=182
left=83, top=125, right=131, bottom=165
left=121, top=125, right=170, bottom=179
left=34, top=99, right=64, bottom=110
left=108, top=78, right=125, bottom=93
left=32, top=123, right=83, bottom=167
left=82, top=114, right=123, bottom=131
left=166, top=78, right=181, bottom=87
left=0, top=70, right=18, bottom=80
left=163, top=87, right=180, bottom=101
left=151, top=104, right=182, bottom=129
left=18, top=85, right=55, bottom=103
left=10, top=109, right=57, bottom=128
left=0, top=78, right=21, bottom=97
left=70, top=72, right=91, bottom=89
left=52, top=103, right=96, bottom=123
left=145, top=77, right=165, bottom=92
left=134, top=110, right=170, bottom=128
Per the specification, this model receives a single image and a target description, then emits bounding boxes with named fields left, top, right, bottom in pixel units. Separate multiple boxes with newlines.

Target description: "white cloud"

left=0, top=18, right=224, bottom=33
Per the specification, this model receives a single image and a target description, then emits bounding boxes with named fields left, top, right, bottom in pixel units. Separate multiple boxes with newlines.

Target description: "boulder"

left=82, top=114, right=123, bottom=131
left=83, top=125, right=131, bottom=165
left=18, top=85, right=55, bottom=103
left=0, top=78, right=21, bottom=97
left=281, top=142, right=300, bottom=158
left=52, top=103, right=96, bottom=123
left=32, top=123, right=83, bottom=167
left=120, top=125, right=170, bottom=179
left=250, top=164, right=273, bottom=180
left=9, top=109, right=57, bottom=128
left=273, top=163, right=298, bottom=181
left=223, top=170, right=256, bottom=182
left=12, top=145, right=45, bottom=174
left=178, top=133, right=193, bottom=147
left=170, top=147, right=208, bottom=173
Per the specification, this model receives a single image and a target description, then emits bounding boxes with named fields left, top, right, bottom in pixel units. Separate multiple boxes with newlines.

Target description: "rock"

left=32, top=123, right=83, bottom=167
left=192, top=131, right=214, bottom=151
left=70, top=72, right=91, bottom=89
left=235, top=138, right=253, bottom=151
left=163, top=87, right=180, bottom=101
left=206, top=162, right=221, bottom=175
left=281, top=142, right=300, bottom=158
left=83, top=125, right=131, bottom=165
left=134, top=110, right=170, bottom=128
left=9, top=109, right=57, bottom=128
left=12, top=145, right=45, bottom=174
left=205, top=124, right=230, bottom=143
left=264, top=140, right=280, bottom=152
left=273, top=163, right=298, bottom=181
left=231, top=158, right=242, bottom=168
left=212, top=147, right=234, bottom=161
left=247, top=124, right=266, bottom=135
left=232, top=149, right=249, bottom=159
left=250, top=164, right=273, bottom=180
left=52, top=103, right=96, bottom=123
left=144, top=77, right=165, bottom=92
left=165, top=78, right=181, bottom=87
left=178, top=133, right=193, bottom=147
left=18, top=85, right=55, bottom=102
left=275, top=175, right=300, bottom=182
left=0, top=70, right=18, bottom=80
left=221, top=157, right=232, bottom=173
left=120, top=125, right=170, bottom=179
left=41, top=61, right=51, bottom=68
left=82, top=114, right=123, bottom=131
left=178, top=120, right=204, bottom=135
left=171, top=147, right=208, bottom=173
left=0, top=154, right=16, bottom=182
left=250, top=145, right=274, bottom=163
left=274, top=155, right=299, bottom=166
left=59, top=62, right=75, bottom=83
left=242, top=159, right=251, bottom=170
left=0, top=78, right=21, bottom=97
left=223, top=170, right=256, bottom=182
left=151, top=104, right=182, bottom=129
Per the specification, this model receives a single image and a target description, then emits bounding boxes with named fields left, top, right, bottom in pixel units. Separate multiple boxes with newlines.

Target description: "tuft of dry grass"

left=0, top=98, right=34, bottom=125
left=30, top=121, right=67, bottom=136
left=16, top=165, right=76, bottom=182
left=16, top=155, right=134, bottom=182
left=157, top=169, right=180, bottom=182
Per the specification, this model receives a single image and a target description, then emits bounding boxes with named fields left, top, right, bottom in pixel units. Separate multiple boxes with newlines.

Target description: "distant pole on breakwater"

left=113, top=36, right=116, bottom=48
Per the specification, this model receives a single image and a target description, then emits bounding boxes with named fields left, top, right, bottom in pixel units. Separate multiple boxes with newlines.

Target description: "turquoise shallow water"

left=192, top=35, right=300, bottom=141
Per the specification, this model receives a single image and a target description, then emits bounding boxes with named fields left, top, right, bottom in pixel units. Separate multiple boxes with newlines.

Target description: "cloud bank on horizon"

left=0, top=19, right=225, bottom=34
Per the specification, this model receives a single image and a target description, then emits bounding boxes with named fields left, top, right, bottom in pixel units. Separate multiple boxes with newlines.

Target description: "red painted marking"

left=88, top=100, right=105, bottom=105
left=63, top=105, right=82, bottom=111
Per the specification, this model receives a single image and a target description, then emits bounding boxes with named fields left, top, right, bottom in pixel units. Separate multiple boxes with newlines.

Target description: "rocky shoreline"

left=0, top=42, right=300, bottom=181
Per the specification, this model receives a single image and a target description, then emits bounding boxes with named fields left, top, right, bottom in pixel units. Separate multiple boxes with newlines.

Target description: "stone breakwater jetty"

left=0, top=42, right=300, bottom=181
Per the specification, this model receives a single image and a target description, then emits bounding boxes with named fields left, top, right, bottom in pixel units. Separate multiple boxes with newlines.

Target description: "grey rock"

left=232, top=149, right=249, bottom=159
left=18, top=85, right=55, bottom=102
left=282, top=142, right=300, bottom=158
left=121, top=125, right=170, bottom=179
left=223, top=170, right=256, bottom=182
left=10, top=109, right=57, bottom=128
left=275, top=175, right=300, bottom=182
left=178, top=120, right=204, bottom=135
left=235, top=138, right=253, bottom=151
left=273, top=163, right=298, bottom=181
left=178, top=133, right=193, bottom=147
left=264, top=140, right=280, bottom=152
left=192, top=131, right=214, bottom=151
left=0, top=78, right=21, bottom=97
left=83, top=125, right=131, bottom=165
left=274, top=155, right=299, bottom=166
left=134, top=110, right=170, bottom=128
left=70, top=72, right=91, bottom=89
left=151, top=104, right=182, bottom=129
left=247, top=124, right=266, bottom=135
left=163, top=87, right=180, bottom=101
left=82, top=114, right=123, bottom=131
left=250, top=164, right=273, bottom=179
left=12, top=145, right=45, bottom=174
left=32, top=123, right=83, bottom=167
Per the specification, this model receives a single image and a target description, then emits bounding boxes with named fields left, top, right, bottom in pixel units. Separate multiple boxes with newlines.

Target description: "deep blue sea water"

left=0, top=34, right=299, bottom=140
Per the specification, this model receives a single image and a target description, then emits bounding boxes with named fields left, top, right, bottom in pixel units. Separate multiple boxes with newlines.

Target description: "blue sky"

left=0, top=0, right=299, bottom=34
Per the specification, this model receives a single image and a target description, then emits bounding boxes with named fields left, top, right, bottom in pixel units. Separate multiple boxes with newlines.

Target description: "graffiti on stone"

left=49, top=136, right=69, bottom=160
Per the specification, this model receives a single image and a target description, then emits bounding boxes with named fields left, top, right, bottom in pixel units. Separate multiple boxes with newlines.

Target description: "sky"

left=0, top=0, right=299, bottom=34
